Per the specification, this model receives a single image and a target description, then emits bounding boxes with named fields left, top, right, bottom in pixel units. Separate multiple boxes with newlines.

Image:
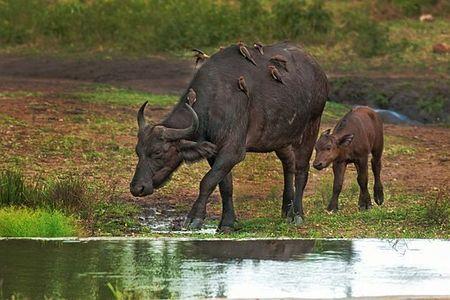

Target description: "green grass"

left=69, top=86, right=177, bottom=107
left=321, top=101, right=351, bottom=123
left=203, top=191, right=450, bottom=239
left=0, top=207, right=78, bottom=237
left=94, top=200, right=142, bottom=236
left=0, top=91, right=43, bottom=99
left=1, top=1, right=449, bottom=76
left=384, top=135, right=418, bottom=157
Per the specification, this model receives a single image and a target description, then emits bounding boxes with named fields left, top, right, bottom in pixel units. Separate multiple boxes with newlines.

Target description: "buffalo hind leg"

left=183, top=148, right=244, bottom=229
left=208, top=158, right=236, bottom=233
left=275, top=147, right=295, bottom=218
left=371, top=152, right=384, bottom=205
left=289, top=117, right=321, bottom=225
left=355, top=158, right=372, bottom=210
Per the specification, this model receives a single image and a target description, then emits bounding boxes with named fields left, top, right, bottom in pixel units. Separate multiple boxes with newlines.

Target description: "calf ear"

left=178, top=140, right=217, bottom=163
left=338, top=134, right=354, bottom=147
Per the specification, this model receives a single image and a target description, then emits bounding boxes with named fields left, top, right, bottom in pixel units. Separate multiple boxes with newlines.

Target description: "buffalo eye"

left=326, top=146, right=332, bottom=151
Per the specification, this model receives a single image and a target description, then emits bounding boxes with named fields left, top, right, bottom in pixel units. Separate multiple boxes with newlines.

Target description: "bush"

left=0, top=0, right=335, bottom=53
left=0, top=170, right=27, bottom=206
left=0, top=170, right=92, bottom=217
left=46, top=176, right=89, bottom=214
left=0, top=170, right=43, bottom=206
left=272, top=0, right=333, bottom=42
left=343, top=12, right=390, bottom=58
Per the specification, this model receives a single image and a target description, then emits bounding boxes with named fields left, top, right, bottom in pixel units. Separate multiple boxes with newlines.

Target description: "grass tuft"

left=70, top=86, right=178, bottom=107
left=0, top=207, right=78, bottom=237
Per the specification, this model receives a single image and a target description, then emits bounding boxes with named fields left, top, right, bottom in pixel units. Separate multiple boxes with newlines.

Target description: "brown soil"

left=0, top=55, right=193, bottom=94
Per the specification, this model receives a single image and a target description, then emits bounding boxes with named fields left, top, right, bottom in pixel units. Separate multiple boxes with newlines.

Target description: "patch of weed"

left=0, top=207, right=79, bottom=237
left=71, top=86, right=177, bottom=107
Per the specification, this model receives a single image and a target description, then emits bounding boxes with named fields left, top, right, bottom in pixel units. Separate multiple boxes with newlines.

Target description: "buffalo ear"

left=178, top=140, right=217, bottom=163
left=338, top=134, right=354, bottom=147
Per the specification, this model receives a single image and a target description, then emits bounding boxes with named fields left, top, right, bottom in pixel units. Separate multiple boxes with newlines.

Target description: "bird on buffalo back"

left=268, top=65, right=284, bottom=84
left=237, top=42, right=257, bottom=66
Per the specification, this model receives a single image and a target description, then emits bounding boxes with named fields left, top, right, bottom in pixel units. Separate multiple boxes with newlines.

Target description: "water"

left=373, top=109, right=420, bottom=125
left=1, top=238, right=449, bottom=299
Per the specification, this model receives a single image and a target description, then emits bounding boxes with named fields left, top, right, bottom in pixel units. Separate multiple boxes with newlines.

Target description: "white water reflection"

left=0, top=239, right=449, bottom=299
left=168, top=240, right=450, bottom=299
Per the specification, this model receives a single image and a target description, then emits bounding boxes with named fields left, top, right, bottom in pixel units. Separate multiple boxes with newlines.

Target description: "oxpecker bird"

left=192, top=48, right=209, bottom=68
left=253, top=42, right=264, bottom=55
left=268, top=65, right=284, bottom=84
left=238, top=76, right=249, bottom=98
left=237, top=42, right=257, bottom=66
left=186, top=88, right=197, bottom=106
left=270, top=54, right=288, bottom=71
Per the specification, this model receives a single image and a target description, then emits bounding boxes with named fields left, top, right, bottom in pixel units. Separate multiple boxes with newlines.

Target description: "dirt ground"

left=1, top=55, right=449, bottom=231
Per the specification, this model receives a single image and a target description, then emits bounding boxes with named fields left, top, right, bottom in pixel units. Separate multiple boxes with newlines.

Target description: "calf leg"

left=371, top=154, right=384, bottom=205
left=289, top=117, right=321, bottom=225
left=328, top=162, right=346, bottom=212
left=275, top=147, right=295, bottom=217
left=208, top=158, right=236, bottom=232
left=355, top=158, right=372, bottom=210
left=184, top=148, right=244, bottom=229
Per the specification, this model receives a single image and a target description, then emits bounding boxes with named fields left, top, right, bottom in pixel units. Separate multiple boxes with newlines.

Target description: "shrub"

left=272, top=0, right=333, bottom=42
left=343, top=12, right=390, bottom=58
left=0, top=170, right=43, bottom=206
left=0, top=170, right=93, bottom=217
left=0, top=0, right=335, bottom=53
left=0, top=170, right=28, bottom=206
left=46, top=176, right=89, bottom=214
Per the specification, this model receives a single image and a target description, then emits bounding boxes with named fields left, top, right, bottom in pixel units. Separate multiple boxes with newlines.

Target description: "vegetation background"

left=0, top=0, right=449, bottom=238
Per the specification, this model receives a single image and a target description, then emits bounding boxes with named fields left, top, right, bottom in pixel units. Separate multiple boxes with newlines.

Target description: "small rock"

left=419, top=14, right=434, bottom=22
left=433, top=43, right=450, bottom=54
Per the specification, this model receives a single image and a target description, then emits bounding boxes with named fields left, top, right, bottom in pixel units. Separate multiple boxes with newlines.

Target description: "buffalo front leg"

left=371, top=155, right=384, bottom=205
left=289, top=117, right=321, bottom=225
left=355, top=158, right=372, bottom=210
left=276, top=147, right=295, bottom=218
left=183, top=150, right=244, bottom=230
left=207, top=158, right=236, bottom=232
left=327, top=162, right=346, bottom=212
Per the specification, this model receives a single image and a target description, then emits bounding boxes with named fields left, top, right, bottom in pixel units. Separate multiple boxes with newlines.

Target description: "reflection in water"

left=0, top=239, right=449, bottom=299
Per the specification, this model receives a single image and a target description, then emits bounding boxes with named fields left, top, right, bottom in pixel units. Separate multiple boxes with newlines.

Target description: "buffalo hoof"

left=217, top=226, right=235, bottom=234
left=182, top=217, right=192, bottom=229
left=326, top=205, right=338, bottom=213
left=182, top=217, right=204, bottom=230
left=293, top=215, right=303, bottom=226
left=281, top=204, right=293, bottom=218
left=189, top=218, right=204, bottom=229
left=374, top=193, right=384, bottom=206
left=359, top=203, right=372, bottom=211
left=286, top=214, right=304, bottom=226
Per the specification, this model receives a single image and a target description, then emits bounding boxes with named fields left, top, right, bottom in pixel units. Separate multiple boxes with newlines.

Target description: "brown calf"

left=313, top=106, right=384, bottom=212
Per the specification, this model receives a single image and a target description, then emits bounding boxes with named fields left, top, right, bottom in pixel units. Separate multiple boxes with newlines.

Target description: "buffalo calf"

left=313, top=106, right=384, bottom=211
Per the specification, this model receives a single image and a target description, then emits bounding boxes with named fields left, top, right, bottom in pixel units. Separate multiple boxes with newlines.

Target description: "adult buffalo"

left=130, top=42, right=328, bottom=231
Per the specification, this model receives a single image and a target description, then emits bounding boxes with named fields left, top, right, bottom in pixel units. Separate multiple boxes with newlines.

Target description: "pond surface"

left=1, top=238, right=449, bottom=299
